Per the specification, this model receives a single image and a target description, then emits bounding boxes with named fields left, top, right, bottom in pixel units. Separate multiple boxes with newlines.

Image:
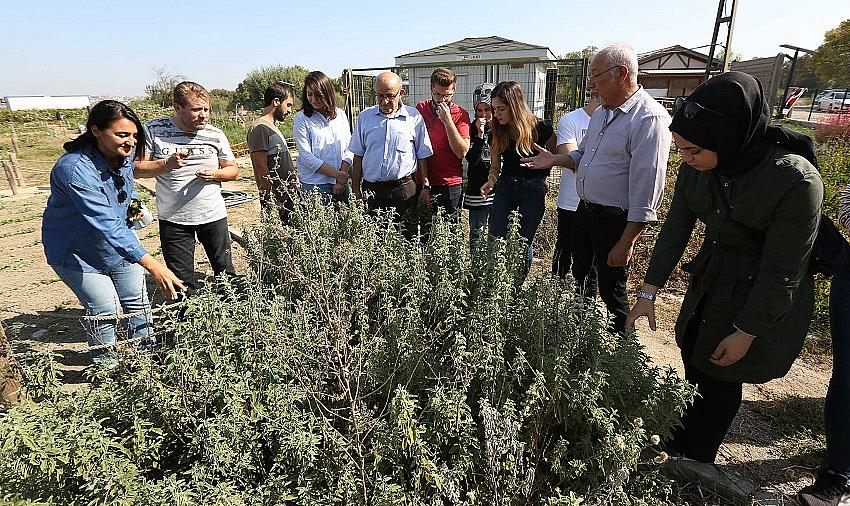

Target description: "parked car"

left=817, top=90, right=850, bottom=112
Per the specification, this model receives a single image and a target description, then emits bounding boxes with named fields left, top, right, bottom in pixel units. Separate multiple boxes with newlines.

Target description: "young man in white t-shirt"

left=552, top=94, right=601, bottom=284
left=135, top=81, right=239, bottom=294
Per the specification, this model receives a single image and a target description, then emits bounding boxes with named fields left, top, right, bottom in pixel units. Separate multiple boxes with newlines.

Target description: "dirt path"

left=634, top=293, right=831, bottom=503
left=1, top=177, right=833, bottom=504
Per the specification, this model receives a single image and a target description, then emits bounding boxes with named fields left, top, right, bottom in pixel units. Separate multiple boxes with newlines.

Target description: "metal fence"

left=778, top=87, right=850, bottom=123
left=342, top=58, right=588, bottom=132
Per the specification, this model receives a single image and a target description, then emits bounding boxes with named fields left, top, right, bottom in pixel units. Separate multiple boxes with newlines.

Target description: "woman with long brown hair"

left=293, top=71, right=352, bottom=202
left=480, top=81, right=555, bottom=270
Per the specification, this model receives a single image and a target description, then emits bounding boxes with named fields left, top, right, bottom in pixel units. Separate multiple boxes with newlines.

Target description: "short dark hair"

left=301, top=71, right=338, bottom=120
left=264, top=81, right=295, bottom=107
left=430, top=67, right=456, bottom=88
left=63, top=100, right=146, bottom=159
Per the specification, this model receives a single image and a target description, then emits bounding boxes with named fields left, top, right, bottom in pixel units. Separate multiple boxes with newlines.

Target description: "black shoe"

left=798, top=471, right=850, bottom=506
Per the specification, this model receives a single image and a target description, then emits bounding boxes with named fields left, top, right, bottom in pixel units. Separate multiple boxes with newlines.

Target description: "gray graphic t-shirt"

left=144, top=117, right=235, bottom=225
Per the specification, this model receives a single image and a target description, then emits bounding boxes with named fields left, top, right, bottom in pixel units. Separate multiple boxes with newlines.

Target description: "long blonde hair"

left=490, top=81, right=538, bottom=157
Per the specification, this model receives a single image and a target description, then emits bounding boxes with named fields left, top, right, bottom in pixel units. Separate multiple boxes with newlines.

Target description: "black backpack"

left=808, top=213, right=850, bottom=277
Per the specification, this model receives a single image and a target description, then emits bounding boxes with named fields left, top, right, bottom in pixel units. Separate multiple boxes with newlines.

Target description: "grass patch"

left=0, top=257, right=34, bottom=272
left=0, top=226, right=36, bottom=239
left=0, top=213, right=40, bottom=226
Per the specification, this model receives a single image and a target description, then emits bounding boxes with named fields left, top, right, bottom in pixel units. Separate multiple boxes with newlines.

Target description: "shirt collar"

left=375, top=104, right=409, bottom=119
left=609, top=85, right=645, bottom=114
left=81, top=143, right=131, bottom=174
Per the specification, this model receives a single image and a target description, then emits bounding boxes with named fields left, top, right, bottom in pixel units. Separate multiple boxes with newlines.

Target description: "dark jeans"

left=572, top=202, right=629, bottom=334
left=552, top=207, right=598, bottom=289
left=669, top=305, right=743, bottom=463
left=363, top=178, right=419, bottom=239
left=489, top=175, right=547, bottom=273
left=420, top=183, right=463, bottom=241
left=159, top=217, right=236, bottom=294
left=468, top=206, right=491, bottom=251
left=827, top=265, right=850, bottom=478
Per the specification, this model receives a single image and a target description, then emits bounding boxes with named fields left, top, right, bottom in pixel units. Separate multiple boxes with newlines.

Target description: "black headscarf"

left=670, top=71, right=817, bottom=176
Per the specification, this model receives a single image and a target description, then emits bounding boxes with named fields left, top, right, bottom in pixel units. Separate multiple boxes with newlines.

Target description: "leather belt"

left=362, top=174, right=413, bottom=190
left=578, top=199, right=627, bottom=216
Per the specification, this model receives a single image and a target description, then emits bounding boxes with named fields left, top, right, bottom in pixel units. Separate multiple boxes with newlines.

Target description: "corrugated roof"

left=396, top=36, right=548, bottom=58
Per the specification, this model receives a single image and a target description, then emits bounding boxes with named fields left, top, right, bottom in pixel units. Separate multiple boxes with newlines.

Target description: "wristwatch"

left=422, top=185, right=432, bottom=190
left=636, top=289, right=656, bottom=302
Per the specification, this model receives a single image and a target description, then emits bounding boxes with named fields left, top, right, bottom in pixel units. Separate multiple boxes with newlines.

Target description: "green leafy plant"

left=0, top=197, right=694, bottom=505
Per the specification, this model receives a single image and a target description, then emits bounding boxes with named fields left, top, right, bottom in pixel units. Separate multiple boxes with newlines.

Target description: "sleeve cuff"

left=627, top=207, right=656, bottom=222
left=126, top=244, right=147, bottom=264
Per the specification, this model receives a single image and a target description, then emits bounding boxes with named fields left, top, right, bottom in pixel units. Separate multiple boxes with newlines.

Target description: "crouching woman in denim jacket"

left=42, top=100, right=184, bottom=367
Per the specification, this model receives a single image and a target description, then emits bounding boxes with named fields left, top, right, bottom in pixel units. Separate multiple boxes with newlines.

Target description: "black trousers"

left=159, top=217, right=236, bottom=294
left=668, top=303, right=744, bottom=463
left=552, top=208, right=598, bottom=291
left=419, top=183, right=463, bottom=241
left=363, top=178, right=419, bottom=239
left=571, top=203, right=629, bottom=334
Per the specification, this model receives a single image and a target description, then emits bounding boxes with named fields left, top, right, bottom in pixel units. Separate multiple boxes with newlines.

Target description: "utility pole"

left=705, top=0, right=738, bottom=79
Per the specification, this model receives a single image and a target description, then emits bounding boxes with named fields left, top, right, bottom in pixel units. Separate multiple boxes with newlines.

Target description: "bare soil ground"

left=0, top=157, right=832, bottom=504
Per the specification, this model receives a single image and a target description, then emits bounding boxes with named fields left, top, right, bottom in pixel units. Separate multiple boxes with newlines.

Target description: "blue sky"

left=1, top=0, right=847, bottom=97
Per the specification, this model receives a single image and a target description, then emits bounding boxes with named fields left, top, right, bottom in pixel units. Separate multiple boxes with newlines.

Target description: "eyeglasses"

left=588, top=65, right=622, bottom=82
left=673, top=97, right=731, bottom=120
left=375, top=90, right=402, bottom=100
left=110, top=171, right=127, bottom=203
left=432, top=90, right=455, bottom=100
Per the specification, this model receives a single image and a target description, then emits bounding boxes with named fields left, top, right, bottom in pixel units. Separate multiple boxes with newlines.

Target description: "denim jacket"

left=42, top=144, right=147, bottom=273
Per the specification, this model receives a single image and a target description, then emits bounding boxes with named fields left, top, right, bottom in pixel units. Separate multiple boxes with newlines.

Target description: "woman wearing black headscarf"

left=626, top=72, right=823, bottom=464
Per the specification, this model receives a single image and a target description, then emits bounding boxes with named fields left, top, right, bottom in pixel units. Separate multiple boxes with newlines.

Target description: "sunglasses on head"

left=110, top=170, right=127, bottom=203
left=673, top=97, right=731, bottom=120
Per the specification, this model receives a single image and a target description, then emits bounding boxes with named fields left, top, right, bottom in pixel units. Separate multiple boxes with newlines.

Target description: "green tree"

left=208, top=88, right=234, bottom=114
left=232, top=65, right=310, bottom=110
left=812, top=18, right=850, bottom=86
left=560, top=45, right=598, bottom=60
left=144, top=67, right=186, bottom=107
left=793, top=55, right=829, bottom=91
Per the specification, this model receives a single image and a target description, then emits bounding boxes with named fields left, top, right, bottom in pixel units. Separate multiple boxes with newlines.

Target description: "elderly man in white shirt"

left=349, top=72, right=433, bottom=237
left=522, top=44, right=672, bottom=334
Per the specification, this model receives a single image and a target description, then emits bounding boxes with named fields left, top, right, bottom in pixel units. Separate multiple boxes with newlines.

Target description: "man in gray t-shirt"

left=135, top=81, right=238, bottom=293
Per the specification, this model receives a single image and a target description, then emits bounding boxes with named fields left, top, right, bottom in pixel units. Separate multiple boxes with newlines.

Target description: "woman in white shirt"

left=293, top=71, right=353, bottom=202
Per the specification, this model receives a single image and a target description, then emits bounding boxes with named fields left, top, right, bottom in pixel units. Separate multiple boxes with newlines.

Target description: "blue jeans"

left=468, top=206, right=491, bottom=250
left=827, top=265, right=850, bottom=478
left=301, top=182, right=349, bottom=204
left=53, top=262, right=153, bottom=365
left=489, top=175, right=547, bottom=271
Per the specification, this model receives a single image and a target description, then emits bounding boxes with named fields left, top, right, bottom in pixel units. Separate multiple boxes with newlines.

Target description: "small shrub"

left=815, top=113, right=850, bottom=144
left=0, top=198, right=694, bottom=505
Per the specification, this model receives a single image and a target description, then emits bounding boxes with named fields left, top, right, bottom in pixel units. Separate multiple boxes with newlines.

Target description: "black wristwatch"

left=422, top=185, right=432, bottom=190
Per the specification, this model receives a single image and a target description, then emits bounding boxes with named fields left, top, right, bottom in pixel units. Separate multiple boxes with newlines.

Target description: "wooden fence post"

left=8, top=153, right=25, bottom=188
left=2, top=161, right=19, bottom=196
left=10, top=124, right=20, bottom=154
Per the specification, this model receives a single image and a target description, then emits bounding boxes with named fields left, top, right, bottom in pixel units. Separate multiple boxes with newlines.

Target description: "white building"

left=3, top=95, right=90, bottom=111
left=395, top=36, right=558, bottom=118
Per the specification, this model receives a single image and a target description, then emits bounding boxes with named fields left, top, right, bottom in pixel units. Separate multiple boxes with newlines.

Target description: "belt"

left=362, top=174, right=413, bottom=190
left=578, top=199, right=626, bottom=216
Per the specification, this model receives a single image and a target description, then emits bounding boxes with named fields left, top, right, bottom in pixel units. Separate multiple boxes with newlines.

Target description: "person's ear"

left=90, top=125, right=101, bottom=138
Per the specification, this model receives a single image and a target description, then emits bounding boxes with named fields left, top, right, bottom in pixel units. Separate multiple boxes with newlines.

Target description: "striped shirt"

left=839, top=183, right=850, bottom=232
left=144, top=117, right=235, bottom=225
